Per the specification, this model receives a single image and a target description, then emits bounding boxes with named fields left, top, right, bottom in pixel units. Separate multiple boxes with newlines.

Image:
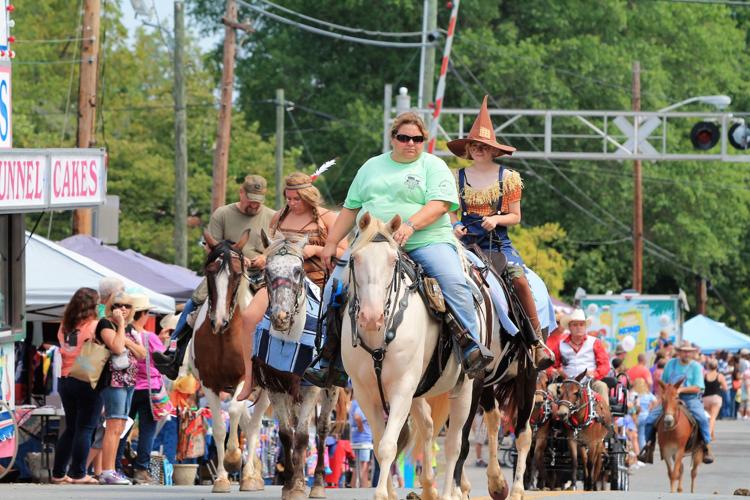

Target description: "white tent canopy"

left=25, top=232, right=175, bottom=321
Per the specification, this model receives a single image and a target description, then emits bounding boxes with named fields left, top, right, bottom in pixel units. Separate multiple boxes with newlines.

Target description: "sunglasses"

left=112, top=303, right=132, bottom=310
left=394, top=133, right=425, bottom=144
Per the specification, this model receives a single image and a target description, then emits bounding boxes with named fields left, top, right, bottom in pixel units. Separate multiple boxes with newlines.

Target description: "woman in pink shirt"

left=52, top=287, right=103, bottom=484
left=114, top=294, right=165, bottom=484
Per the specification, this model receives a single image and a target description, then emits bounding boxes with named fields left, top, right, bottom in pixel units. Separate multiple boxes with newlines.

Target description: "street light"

left=658, top=95, right=731, bottom=113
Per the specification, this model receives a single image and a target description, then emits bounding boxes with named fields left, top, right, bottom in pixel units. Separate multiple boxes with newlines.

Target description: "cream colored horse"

left=342, top=214, right=486, bottom=500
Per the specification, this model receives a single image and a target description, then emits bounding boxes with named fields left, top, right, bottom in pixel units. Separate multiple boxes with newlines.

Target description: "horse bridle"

left=557, top=378, right=600, bottom=434
left=205, top=243, right=246, bottom=331
left=265, top=243, right=306, bottom=336
left=531, top=389, right=553, bottom=429
left=347, top=232, right=419, bottom=416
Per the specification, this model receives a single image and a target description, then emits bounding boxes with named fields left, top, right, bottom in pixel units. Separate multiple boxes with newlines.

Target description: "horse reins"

left=348, top=232, right=419, bottom=417
left=557, top=378, right=601, bottom=435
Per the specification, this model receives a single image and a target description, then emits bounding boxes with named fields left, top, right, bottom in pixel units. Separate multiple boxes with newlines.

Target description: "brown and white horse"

left=556, top=371, right=612, bottom=491
left=657, top=378, right=704, bottom=493
left=185, top=230, right=269, bottom=493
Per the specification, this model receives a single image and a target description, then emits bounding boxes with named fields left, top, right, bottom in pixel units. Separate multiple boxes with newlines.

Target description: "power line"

left=256, top=0, right=425, bottom=38
left=15, top=36, right=94, bottom=44
left=236, top=0, right=436, bottom=48
left=13, top=58, right=85, bottom=65
left=651, top=0, right=750, bottom=5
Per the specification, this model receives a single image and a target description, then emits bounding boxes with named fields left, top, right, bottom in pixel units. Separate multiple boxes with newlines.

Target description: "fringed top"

left=457, top=169, right=523, bottom=216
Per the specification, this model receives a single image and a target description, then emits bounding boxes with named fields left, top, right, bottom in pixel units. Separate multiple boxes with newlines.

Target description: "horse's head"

left=262, top=231, right=307, bottom=332
left=203, top=229, right=249, bottom=334
left=349, top=213, right=401, bottom=333
left=556, top=370, right=587, bottom=420
left=659, top=377, right=684, bottom=430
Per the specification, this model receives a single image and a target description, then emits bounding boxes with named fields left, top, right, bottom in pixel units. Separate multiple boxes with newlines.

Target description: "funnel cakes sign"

left=0, top=148, right=106, bottom=212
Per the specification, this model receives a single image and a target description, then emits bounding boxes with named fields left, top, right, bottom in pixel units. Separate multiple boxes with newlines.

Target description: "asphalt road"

left=1, top=419, right=748, bottom=500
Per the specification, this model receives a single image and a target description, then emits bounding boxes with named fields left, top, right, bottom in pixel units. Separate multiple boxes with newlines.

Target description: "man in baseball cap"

left=154, top=174, right=276, bottom=379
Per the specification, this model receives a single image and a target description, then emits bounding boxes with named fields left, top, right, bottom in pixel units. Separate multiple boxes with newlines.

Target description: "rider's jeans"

left=324, top=244, right=480, bottom=341
left=644, top=394, right=711, bottom=445
left=408, top=243, right=480, bottom=341
left=169, top=298, right=196, bottom=341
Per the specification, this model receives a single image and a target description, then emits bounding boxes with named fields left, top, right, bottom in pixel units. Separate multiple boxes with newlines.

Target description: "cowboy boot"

left=513, top=276, right=555, bottom=370
left=445, top=311, right=493, bottom=379
left=303, top=280, right=349, bottom=388
left=153, top=325, right=192, bottom=380
left=637, top=426, right=657, bottom=464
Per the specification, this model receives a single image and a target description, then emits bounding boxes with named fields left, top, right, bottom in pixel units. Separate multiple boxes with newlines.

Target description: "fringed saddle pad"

left=252, top=279, right=321, bottom=396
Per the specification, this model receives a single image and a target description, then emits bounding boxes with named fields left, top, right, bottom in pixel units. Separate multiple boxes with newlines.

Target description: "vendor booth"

left=59, top=234, right=201, bottom=302
left=682, top=314, right=750, bottom=354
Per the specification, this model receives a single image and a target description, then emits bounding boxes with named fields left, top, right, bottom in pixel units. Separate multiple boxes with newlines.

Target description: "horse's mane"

left=350, top=217, right=398, bottom=254
left=204, top=239, right=253, bottom=306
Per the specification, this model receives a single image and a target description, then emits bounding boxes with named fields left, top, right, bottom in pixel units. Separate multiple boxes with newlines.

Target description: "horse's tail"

left=494, top=348, right=536, bottom=430
left=408, top=394, right=451, bottom=462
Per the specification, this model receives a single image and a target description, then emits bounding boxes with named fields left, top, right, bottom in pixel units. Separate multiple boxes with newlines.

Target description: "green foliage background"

left=12, top=1, right=750, bottom=331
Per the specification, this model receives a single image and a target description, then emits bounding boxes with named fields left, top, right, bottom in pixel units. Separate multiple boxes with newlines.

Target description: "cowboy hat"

left=160, top=313, right=181, bottom=331
left=561, top=308, right=592, bottom=329
left=675, top=340, right=698, bottom=352
left=446, top=95, right=517, bottom=158
left=130, top=293, right=153, bottom=312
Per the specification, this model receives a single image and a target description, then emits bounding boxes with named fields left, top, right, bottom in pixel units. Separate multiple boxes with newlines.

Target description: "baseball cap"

left=242, top=174, right=267, bottom=202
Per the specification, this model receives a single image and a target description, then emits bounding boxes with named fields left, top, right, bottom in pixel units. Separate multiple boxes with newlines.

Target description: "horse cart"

left=513, top=377, right=631, bottom=492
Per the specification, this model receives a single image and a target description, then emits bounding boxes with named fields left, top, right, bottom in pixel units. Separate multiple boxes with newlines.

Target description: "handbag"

left=68, top=340, right=110, bottom=389
left=143, top=332, right=175, bottom=421
left=110, top=351, right=131, bottom=371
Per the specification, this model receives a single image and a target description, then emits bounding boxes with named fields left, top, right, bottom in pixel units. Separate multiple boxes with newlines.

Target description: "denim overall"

left=458, top=167, right=525, bottom=267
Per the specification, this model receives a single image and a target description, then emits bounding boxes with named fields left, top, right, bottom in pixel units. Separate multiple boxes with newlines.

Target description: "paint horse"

left=187, top=230, right=266, bottom=493
left=251, top=233, right=339, bottom=500
left=556, top=371, right=612, bottom=491
left=657, top=378, right=704, bottom=493
left=527, top=372, right=556, bottom=490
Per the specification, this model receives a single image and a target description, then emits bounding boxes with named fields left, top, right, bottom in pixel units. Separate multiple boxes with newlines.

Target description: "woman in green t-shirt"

left=304, top=112, right=494, bottom=388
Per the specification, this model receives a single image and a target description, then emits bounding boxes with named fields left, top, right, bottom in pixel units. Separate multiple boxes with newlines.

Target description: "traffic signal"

left=729, top=122, right=750, bottom=150
left=690, top=121, right=720, bottom=150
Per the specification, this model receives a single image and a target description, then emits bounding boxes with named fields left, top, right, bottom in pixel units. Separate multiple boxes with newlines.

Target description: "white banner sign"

left=0, top=149, right=107, bottom=212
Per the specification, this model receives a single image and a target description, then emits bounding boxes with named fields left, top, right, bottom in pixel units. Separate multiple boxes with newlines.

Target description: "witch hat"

left=447, top=95, right=516, bottom=158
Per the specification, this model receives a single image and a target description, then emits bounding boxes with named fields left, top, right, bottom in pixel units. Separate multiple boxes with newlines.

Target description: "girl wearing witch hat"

left=447, top=96, right=554, bottom=370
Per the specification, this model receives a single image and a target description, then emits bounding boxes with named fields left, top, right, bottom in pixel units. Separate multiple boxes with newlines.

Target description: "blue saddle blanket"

left=253, top=279, right=322, bottom=378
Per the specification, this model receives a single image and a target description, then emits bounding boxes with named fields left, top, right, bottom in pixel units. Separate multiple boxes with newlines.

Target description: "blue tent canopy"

left=682, top=314, right=750, bottom=354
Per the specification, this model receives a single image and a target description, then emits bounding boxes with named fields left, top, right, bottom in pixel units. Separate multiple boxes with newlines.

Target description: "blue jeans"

left=116, top=389, right=158, bottom=471
left=53, top=377, right=104, bottom=479
left=152, top=417, right=178, bottom=464
left=637, top=413, right=648, bottom=450
left=169, top=299, right=196, bottom=341
left=408, top=243, right=479, bottom=341
left=102, top=385, right=135, bottom=419
left=644, top=395, right=711, bottom=445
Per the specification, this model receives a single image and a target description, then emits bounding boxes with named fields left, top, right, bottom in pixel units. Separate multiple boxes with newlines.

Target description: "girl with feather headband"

left=268, top=162, right=348, bottom=289
left=447, top=96, right=555, bottom=370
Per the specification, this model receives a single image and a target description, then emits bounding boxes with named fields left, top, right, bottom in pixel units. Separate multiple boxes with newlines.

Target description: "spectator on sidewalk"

left=349, top=394, right=373, bottom=487
left=627, top=353, right=653, bottom=387
left=52, top=288, right=103, bottom=485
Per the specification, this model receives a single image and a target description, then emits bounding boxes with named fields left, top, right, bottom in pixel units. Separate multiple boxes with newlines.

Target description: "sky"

left=120, top=0, right=222, bottom=51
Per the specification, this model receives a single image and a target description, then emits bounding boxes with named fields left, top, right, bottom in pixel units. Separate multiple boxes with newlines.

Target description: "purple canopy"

left=58, top=235, right=202, bottom=301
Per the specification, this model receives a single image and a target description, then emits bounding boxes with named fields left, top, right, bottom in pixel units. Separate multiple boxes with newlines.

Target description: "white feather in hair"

left=310, top=159, right=336, bottom=181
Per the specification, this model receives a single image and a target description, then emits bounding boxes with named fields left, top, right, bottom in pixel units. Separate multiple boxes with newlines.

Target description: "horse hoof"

left=224, top=449, right=242, bottom=472
left=489, top=483, right=509, bottom=500
left=288, top=488, right=308, bottom=500
left=212, top=477, right=232, bottom=493
left=309, top=485, right=326, bottom=498
left=240, top=478, right=265, bottom=491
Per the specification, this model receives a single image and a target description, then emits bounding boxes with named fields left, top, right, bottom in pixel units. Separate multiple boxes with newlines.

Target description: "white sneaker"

left=637, top=460, right=646, bottom=467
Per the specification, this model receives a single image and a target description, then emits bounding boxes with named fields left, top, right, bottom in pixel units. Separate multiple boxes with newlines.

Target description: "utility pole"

left=696, top=277, right=707, bottom=315
left=417, top=0, right=437, bottom=111
left=275, top=89, right=284, bottom=209
left=632, top=61, right=643, bottom=293
left=72, top=0, right=101, bottom=235
left=173, top=0, right=188, bottom=266
left=211, top=0, right=251, bottom=213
